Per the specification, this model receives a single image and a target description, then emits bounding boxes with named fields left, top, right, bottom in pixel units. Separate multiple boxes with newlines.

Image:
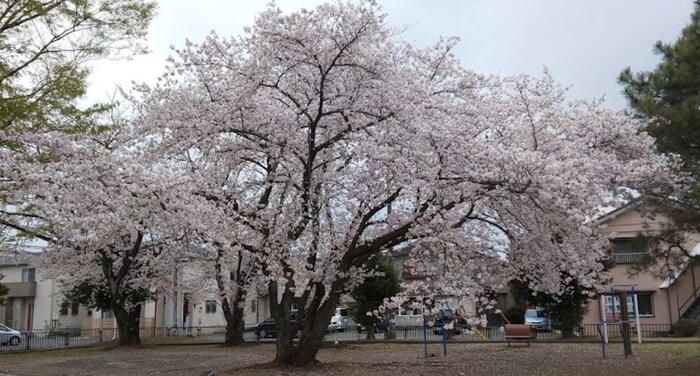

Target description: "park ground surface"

left=1, top=341, right=699, bottom=376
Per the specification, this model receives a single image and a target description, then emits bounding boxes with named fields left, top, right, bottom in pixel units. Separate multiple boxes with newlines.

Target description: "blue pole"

left=596, top=323, right=606, bottom=358
left=442, top=328, right=447, bottom=357
left=423, top=312, right=429, bottom=357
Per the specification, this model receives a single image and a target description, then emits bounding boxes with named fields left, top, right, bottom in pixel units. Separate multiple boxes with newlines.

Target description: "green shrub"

left=672, top=319, right=699, bottom=337
left=504, top=306, right=525, bottom=324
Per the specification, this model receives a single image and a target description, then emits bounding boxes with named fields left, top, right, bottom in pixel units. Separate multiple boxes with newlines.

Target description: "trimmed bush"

left=672, top=319, right=699, bottom=337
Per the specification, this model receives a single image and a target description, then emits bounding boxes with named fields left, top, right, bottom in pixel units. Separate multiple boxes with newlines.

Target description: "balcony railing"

left=5, top=282, right=37, bottom=297
left=613, top=252, right=647, bottom=264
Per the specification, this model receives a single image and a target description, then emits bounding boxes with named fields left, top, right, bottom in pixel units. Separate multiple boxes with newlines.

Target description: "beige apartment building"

left=582, top=199, right=700, bottom=328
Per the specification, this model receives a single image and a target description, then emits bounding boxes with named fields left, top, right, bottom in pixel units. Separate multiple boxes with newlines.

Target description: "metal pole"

left=442, top=327, right=447, bottom=357
left=619, top=291, right=632, bottom=357
left=632, top=285, right=642, bottom=344
left=611, top=286, right=616, bottom=320
left=602, top=295, right=609, bottom=344
left=422, top=296, right=428, bottom=358
left=161, top=296, right=166, bottom=336
left=172, top=264, right=178, bottom=335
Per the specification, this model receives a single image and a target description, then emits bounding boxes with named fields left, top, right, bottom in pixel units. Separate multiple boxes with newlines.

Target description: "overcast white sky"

left=87, top=0, right=696, bottom=111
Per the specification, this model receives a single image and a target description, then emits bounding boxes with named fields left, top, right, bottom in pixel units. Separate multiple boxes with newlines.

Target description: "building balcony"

left=613, top=252, right=647, bottom=264
left=4, top=281, right=37, bottom=297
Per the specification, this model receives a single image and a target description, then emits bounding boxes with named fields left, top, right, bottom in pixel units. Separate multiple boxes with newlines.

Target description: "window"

left=250, top=299, right=257, bottom=313
left=21, top=268, right=35, bottom=282
left=603, top=293, right=654, bottom=317
left=613, top=238, right=648, bottom=253
left=611, top=238, right=649, bottom=263
left=205, top=300, right=217, bottom=314
left=71, top=302, right=79, bottom=315
left=636, top=293, right=654, bottom=316
left=59, top=301, right=69, bottom=316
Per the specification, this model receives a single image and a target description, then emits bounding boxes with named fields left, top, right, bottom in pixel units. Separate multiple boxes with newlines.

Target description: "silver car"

left=524, top=308, right=550, bottom=332
left=0, top=324, right=22, bottom=346
left=328, top=308, right=351, bottom=332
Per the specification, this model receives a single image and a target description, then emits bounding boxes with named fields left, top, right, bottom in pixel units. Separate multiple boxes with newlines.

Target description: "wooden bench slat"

left=504, top=324, right=532, bottom=346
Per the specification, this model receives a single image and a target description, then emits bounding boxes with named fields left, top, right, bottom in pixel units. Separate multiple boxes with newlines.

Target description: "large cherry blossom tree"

left=127, top=87, right=266, bottom=344
left=133, top=1, right=672, bottom=366
left=28, top=116, right=198, bottom=345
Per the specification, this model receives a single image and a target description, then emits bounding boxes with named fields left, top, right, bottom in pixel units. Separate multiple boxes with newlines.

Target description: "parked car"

left=0, top=324, right=21, bottom=346
left=357, top=318, right=390, bottom=333
left=524, top=308, right=550, bottom=332
left=371, top=318, right=390, bottom=333
left=254, top=311, right=299, bottom=338
left=432, top=309, right=469, bottom=335
left=327, top=308, right=351, bottom=332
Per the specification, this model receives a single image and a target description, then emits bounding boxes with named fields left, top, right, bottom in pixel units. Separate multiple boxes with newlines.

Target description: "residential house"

left=390, top=245, right=483, bottom=322
left=0, top=252, right=92, bottom=333
left=1, top=244, right=273, bottom=335
left=150, top=286, right=270, bottom=332
left=582, top=200, right=700, bottom=328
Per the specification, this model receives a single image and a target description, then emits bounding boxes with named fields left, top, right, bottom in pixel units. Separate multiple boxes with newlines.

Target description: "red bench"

left=504, top=324, right=532, bottom=346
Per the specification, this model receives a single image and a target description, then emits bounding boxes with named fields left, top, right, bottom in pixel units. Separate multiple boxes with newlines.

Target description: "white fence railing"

left=613, top=252, right=647, bottom=264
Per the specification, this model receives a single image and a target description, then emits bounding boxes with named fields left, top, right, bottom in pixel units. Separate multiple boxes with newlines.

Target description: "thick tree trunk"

left=273, top=321, right=326, bottom=367
left=365, top=328, right=375, bottom=340
left=272, top=294, right=339, bottom=367
left=214, top=246, right=247, bottom=346
left=113, top=303, right=141, bottom=346
left=222, top=298, right=245, bottom=346
left=274, top=334, right=325, bottom=367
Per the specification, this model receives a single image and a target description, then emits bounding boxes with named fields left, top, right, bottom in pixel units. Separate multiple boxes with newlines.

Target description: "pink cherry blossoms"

left=8, top=0, right=675, bottom=363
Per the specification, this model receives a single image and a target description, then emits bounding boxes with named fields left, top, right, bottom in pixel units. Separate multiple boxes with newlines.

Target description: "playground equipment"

left=597, top=284, right=641, bottom=358
left=418, top=297, right=491, bottom=357
left=421, top=297, right=447, bottom=358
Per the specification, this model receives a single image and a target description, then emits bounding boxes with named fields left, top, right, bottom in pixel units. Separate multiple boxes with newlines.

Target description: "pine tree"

left=619, top=0, right=700, bottom=271
left=0, top=272, right=9, bottom=305
left=349, top=255, right=400, bottom=340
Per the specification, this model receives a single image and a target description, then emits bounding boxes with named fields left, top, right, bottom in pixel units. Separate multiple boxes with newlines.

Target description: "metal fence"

left=0, top=323, right=680, bottom=352
left=580, top=323, right=672, bottom=339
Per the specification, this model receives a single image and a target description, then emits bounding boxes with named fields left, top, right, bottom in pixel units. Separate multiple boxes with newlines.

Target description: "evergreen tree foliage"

left=349, top=254, right=400, bottom=339
left=0, top=272, right=8, bottom=305
left=509, top=276, right=592, bottom=338
left=619, top=1, right=700, bottom=272
left=62, top=279, right=154, bottom=312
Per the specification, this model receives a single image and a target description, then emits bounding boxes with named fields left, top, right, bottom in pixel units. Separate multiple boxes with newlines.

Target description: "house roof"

left=660, top=242, right=700, bottom=289
left=594, top=197, right=645, bottom=225
left=595, top=195, right=688, bottom=226
left=0, top=252, right=39, bottom=267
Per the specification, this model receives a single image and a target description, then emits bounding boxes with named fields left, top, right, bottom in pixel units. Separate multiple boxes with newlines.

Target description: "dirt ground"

left=1, top=341, right=699, bottom=376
